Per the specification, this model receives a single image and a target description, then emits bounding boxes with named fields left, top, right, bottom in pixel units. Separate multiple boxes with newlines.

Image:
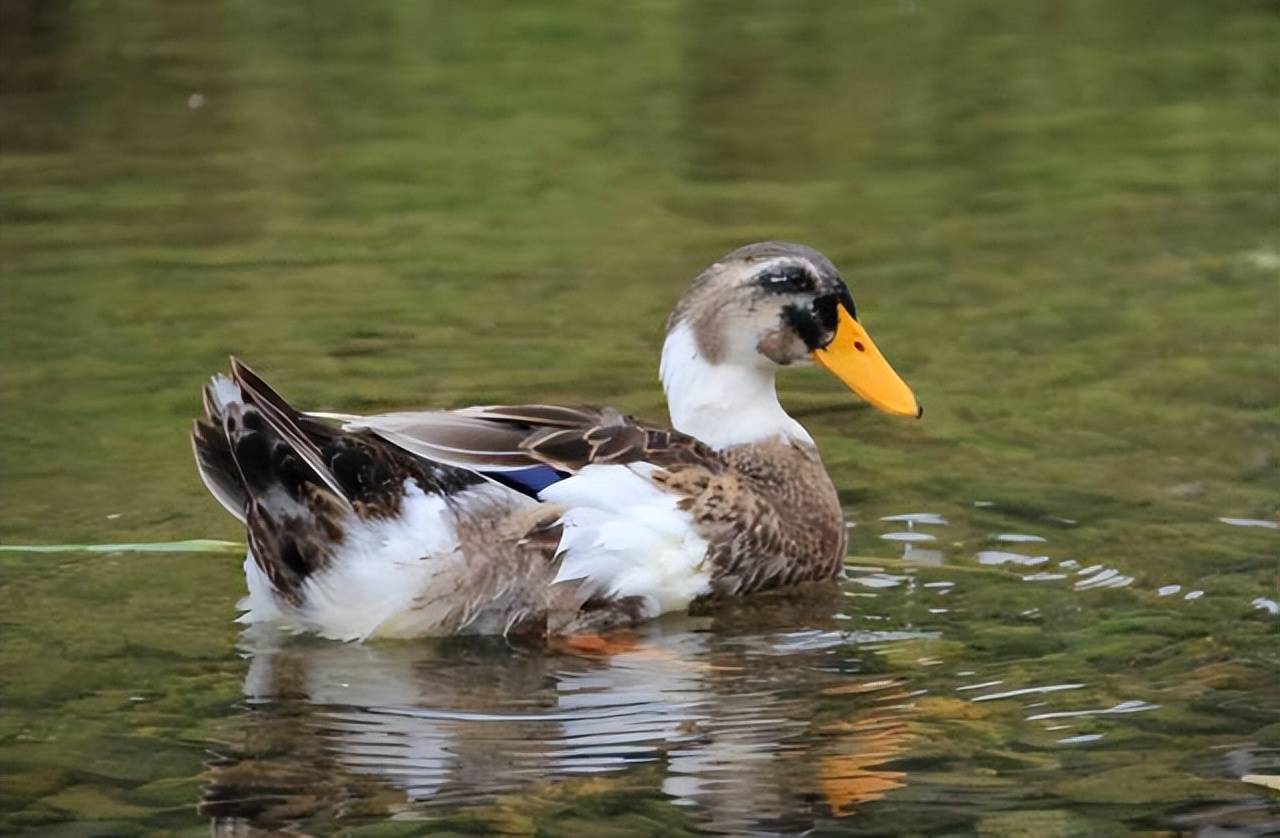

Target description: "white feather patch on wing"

left=541, top=463, right=711, bottom=616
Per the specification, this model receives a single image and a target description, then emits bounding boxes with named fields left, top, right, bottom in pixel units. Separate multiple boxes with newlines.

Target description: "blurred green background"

left=1, top=1, right=1277, bottom=835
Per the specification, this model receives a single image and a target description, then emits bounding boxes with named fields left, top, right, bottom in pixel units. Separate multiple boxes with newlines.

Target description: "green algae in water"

left=0, top=540, right=243, bottom=554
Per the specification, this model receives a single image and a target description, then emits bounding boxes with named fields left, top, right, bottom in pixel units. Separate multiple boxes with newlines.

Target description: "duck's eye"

left=755, top=264, right=816, bottom=294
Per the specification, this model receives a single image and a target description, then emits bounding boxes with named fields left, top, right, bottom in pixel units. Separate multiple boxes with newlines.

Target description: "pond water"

left=2, top=1, right=1278, bottom=835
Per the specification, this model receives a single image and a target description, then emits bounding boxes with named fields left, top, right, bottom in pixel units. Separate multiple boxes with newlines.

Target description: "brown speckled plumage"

left=439, top=409, right=848, bottom=593
left=663, top=439, right=847, bottom=597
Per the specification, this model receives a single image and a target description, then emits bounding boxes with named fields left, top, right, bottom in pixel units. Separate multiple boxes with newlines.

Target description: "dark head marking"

left=780, top=274, right=859, bottom=353
left=830, top=277, right=857, bottom=321
left=782, top=303, right=828, bottom=351
left=812, top=294, right=841, bottom=333
left=755, top=262, right=817, bottom=295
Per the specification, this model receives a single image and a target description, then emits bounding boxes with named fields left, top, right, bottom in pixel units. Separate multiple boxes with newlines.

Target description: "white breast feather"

left=541, top=463, right=711, bottom=617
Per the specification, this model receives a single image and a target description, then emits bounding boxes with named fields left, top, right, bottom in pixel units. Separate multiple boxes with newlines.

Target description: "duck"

left=192, top=241, right=921, bottom=641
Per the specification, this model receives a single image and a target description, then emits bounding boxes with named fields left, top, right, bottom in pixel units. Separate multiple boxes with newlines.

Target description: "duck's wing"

left=319, top=403, right=724, bottom=477
left=307, top=403, right=731, bottom=631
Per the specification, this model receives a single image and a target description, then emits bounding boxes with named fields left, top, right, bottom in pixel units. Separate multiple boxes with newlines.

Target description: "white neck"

left=659, top=321, right=814, bottom=451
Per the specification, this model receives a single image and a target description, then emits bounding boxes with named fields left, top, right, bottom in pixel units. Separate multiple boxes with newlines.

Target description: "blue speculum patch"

left=485, top=465, right=567, bottom=496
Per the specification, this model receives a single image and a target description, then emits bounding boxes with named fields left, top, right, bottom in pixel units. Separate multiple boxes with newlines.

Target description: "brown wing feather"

left=338, top=404, right=725, bottom=475
left=457, top=404, right=605, bottom=428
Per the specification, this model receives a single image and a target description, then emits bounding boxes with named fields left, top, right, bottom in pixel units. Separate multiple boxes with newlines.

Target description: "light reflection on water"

left=210, top=601, right=928, bottom=835
left=193, top=513, right=1280, bottom=836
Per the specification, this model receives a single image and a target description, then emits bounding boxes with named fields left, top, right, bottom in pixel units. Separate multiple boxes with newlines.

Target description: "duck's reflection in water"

left=203, top=588, right=927, bottom=835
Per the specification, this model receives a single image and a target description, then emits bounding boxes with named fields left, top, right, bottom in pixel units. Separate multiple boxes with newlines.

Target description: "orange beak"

left=813, top=306, right=921, bottom=418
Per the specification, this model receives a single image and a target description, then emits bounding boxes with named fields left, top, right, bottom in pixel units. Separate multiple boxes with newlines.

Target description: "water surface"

left=2, top=1, right=1278, bottom=835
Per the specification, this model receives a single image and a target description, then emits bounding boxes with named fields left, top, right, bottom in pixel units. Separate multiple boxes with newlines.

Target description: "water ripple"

left=977, top=550, right=1049, bottom=567
left=880, top=513, right=949, bottom=526
left=1026, top=699, right=1161, bottom=721
left=1219, top=517, right=1280, bottom=530
left=995, top=533, right=1048, bottom=543
left=970, top=683, right=1086, bottom=703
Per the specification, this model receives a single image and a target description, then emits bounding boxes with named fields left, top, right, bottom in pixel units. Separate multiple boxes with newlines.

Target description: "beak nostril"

left=853, top=341, right=866, bottom=352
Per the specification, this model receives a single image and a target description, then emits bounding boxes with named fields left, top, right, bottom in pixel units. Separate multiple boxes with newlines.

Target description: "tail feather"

left=192, top=386, right=248, bottom=522
left=191, top=359, right=492, bottom=611
left=228, top=358, right=353, bottom=511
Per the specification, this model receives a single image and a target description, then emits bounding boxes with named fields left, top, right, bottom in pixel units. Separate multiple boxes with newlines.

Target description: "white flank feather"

left=541, top=463, right=711, bottom=617
left=237, top=555, right=284, bottom=624
left=239, top=482, right=520, bottom=641
left=659, top=321, right=813, bottom=450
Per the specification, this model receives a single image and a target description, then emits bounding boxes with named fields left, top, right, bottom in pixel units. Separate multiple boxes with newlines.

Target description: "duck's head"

left=661, top=241, right=920, bottom=449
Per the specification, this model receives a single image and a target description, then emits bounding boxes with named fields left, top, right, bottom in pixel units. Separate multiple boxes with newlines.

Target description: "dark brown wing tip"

left=201, top=380, right=220, bottom=420
left=228, top=355, right=255, bottom=384
left=230, top=356, right=276, bottom=394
